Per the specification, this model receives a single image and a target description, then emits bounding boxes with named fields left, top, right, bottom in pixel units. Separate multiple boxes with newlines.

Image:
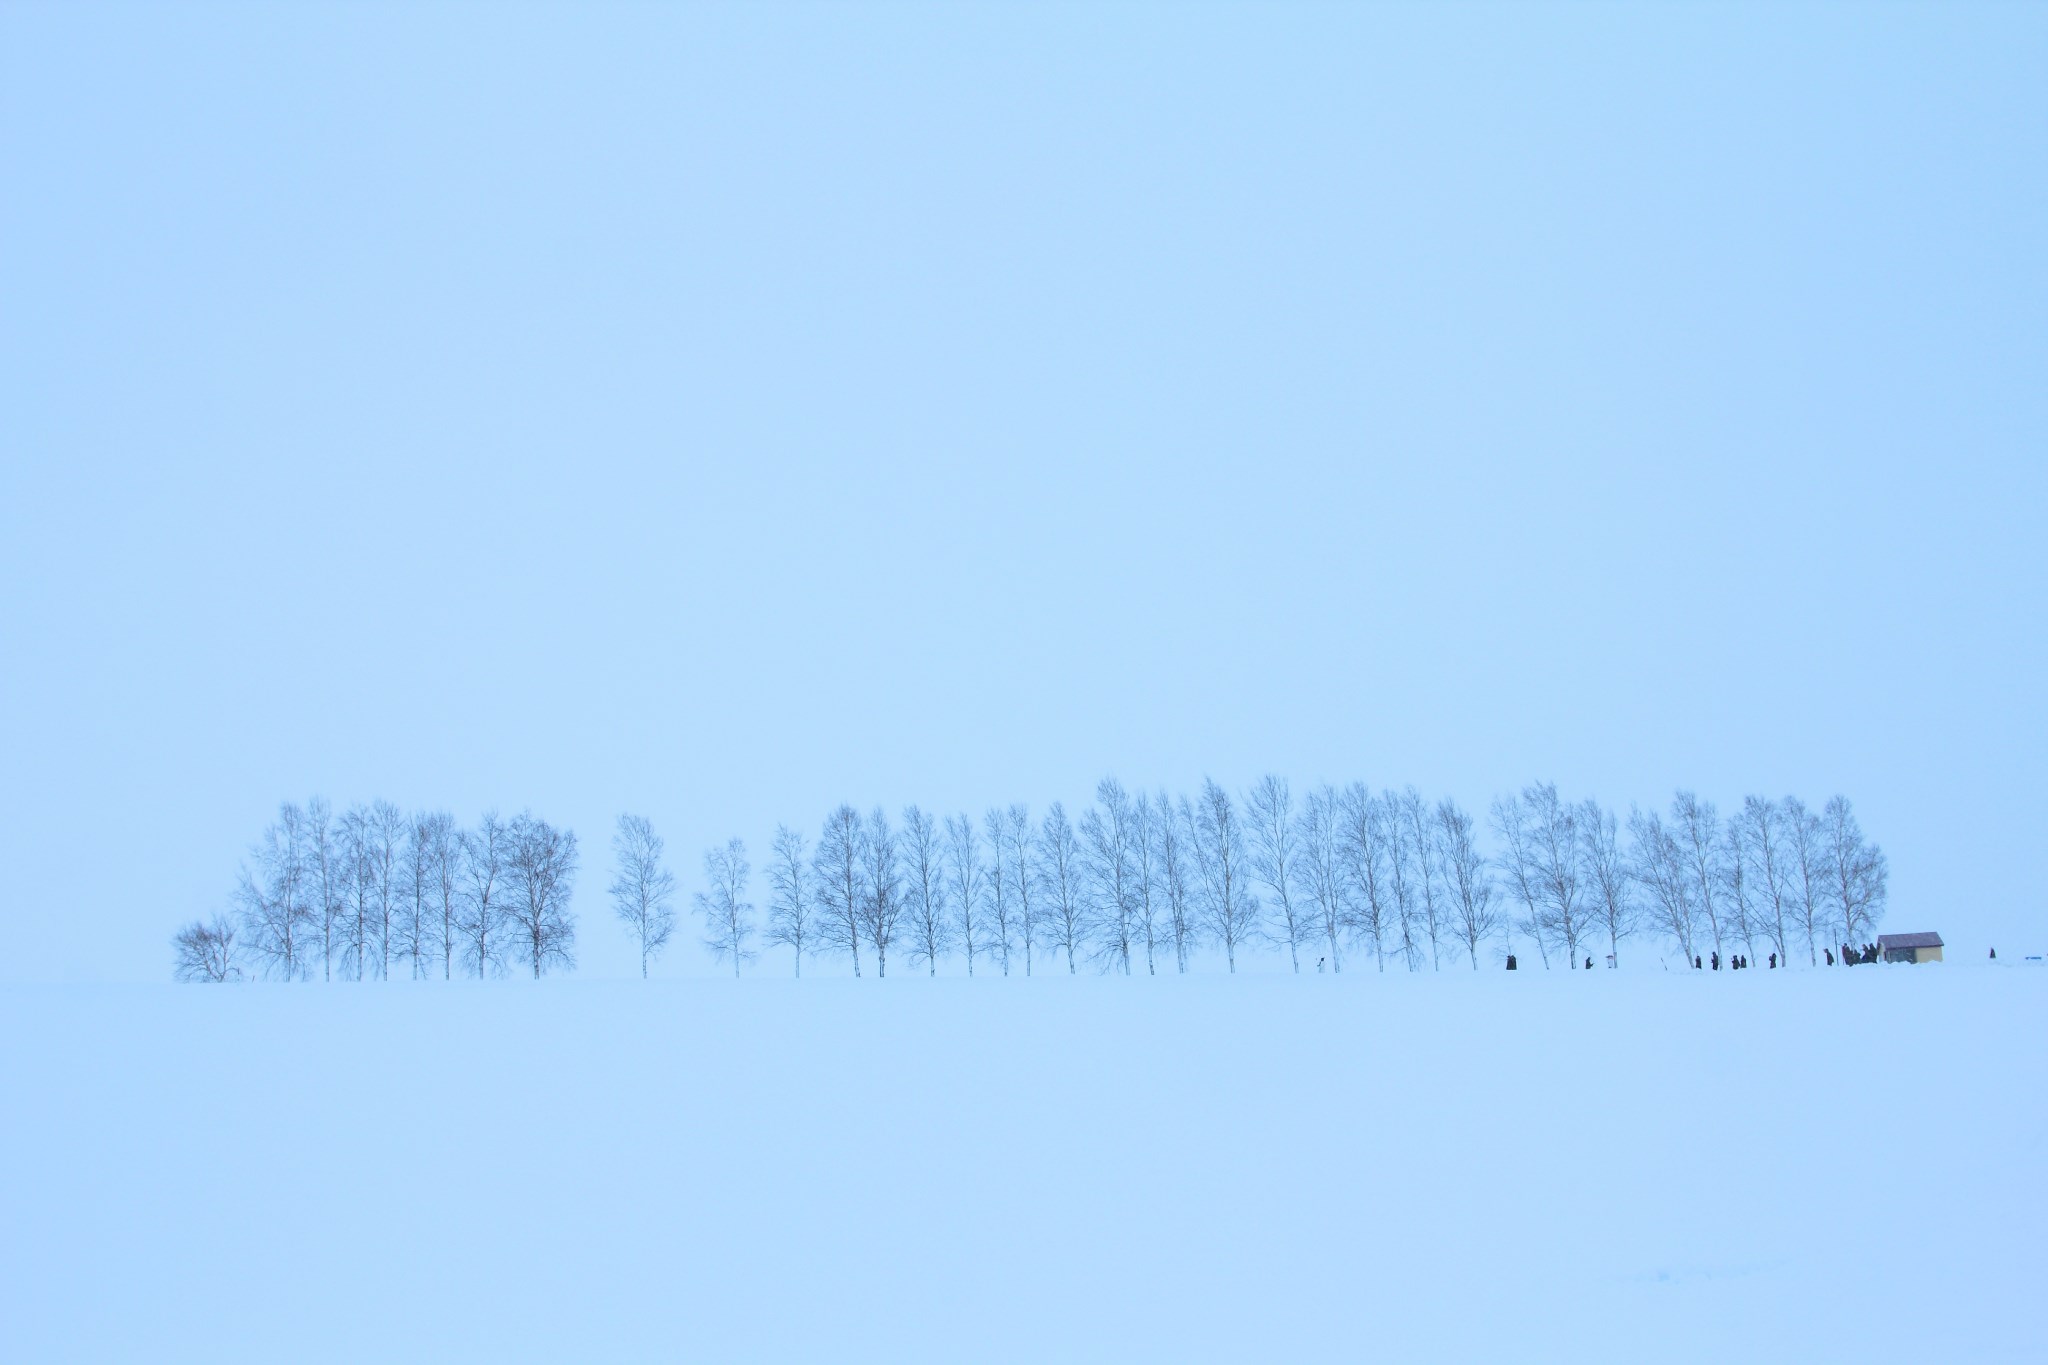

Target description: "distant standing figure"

left=1989, top=947, right=1996, bottom=960
left=1585, top=955, right=1594, bottom=971
left=1769, top=952, right=1778, bottom=969
left=1694, top=955, right=1702, bottom=970
left=1712, top=951, right=1721, bottom=971
left=1826, top=949, right=1835, bottom=966
left=1506, top=954, right=1518, bottom=970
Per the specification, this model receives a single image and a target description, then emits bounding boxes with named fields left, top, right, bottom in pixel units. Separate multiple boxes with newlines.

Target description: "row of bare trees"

left=173, top=800, right=579, bottom=982
left=593, top=780, right=1887, bottom=981
left=174, top=783, right=1888, bottom=981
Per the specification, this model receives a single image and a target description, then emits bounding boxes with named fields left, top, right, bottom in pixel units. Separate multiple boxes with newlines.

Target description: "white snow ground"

left=2, top=964, right=2041, bottom=1363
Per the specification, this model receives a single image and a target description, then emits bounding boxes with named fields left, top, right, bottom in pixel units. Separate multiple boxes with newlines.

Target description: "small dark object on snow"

left=1585, top=956, right=1593, bottom=971
left=1826, top=949, right=1835, bottom=966
left=1506, top=954, right=1517, bottom=970
left=1990, top=947, right=1996, bottom=960
left=1694, top=955, right=1702, bottom=970
left=1317, top=956, right=1326, bottom=973
left=1769, top=953, right=1778, bottom=969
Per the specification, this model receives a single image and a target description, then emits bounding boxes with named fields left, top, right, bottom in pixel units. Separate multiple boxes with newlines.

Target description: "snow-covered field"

left=3, top=965, right=2040, bottom=1363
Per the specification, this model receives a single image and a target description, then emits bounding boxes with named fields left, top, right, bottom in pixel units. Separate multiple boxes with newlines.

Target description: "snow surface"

left=3, top=965, right=2041, bottom=1363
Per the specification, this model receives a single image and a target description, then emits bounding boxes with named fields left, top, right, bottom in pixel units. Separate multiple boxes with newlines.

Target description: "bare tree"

left=1131, top=791, right=1164, bottom=975
left=339, top=803, right=376, bottom=981
left=173, top=915, right=241, bottom=982
left=859, top=807, right=904, bottom=977
left=1489, top=791, right=1547, bottom=969
left=1248, top=775, right=1308, bottom=973
left=1192, top=778, right=1259, bottom=972
left=1784, top=797, right=1828, bottom=964
left=981, top=808, right=1015, bottom=976
left=945, top=813, right=985, bottom=976
left=1002, top=803, right=1038, bottom=976
left=1628, top=806, right=1697, bottom=966
left=609, top=814, right=677, bottom=979
left=396, top=810, right=450, bottom=980
left=506, top=812, right=578, bottom=978
left=1721, top=818, right=1762, bottom=964
left=457, top=810, right=510, bottom=979
left=1672, top=790, right=1727, bottom=960
left=1297, top=784, right=1346, bottom=972
left=1437, top=796, right=1501, bottom=969
left=765, top=824, right=817, bottom=977
left=1079, top=779, right=1139, bottom=974
left=369, top=800, right=403, bottom=980
left=1735, top=796, right=1792, bottom=965
left=1526, top=783, right=1587, bottom=967
left=901, top=806, right=952, bottom=976
left=1823, top=795, right=1888, bottom=947
left=695, top=836, right=754, bottom=977
left=307, top=797, right=343, bottom=982
left=814, top=805, right=865, bottom=977
left=1339, top=783, right=1396, bottom=971
left=1039, top=802, right=1085, bottom=974
left=1159, top=792, right=1198, bottom=973
left=1576, top=798, right=1633, bottom=967
left=236, top=801, right=311, bottom=981
left=432, top=813, right=461, bottom=980
left=1380, top=790, right=1423, bottom=970
left=1398, top=786, right=1447, bottom=970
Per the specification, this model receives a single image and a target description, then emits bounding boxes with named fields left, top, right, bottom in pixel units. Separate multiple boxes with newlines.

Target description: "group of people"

left=1691, top=951, right=1775, bottom=970
left=1826, top=942, right=1880, bottom=966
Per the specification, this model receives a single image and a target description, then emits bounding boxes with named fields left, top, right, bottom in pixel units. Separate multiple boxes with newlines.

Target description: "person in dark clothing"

left=1711, top=951, right=1720, bottom=971
left=1769, top=952, right=1778, bottom=969
left=1990, top=947, right=1996, bottom=960
left=1694, top=955, right=1702, bottom=969
left=1585, top=955, right=1593, bottom=971
left=1506, top=954, right=1517, bottom=970
left=1825, top=949, right=1835, bottom=965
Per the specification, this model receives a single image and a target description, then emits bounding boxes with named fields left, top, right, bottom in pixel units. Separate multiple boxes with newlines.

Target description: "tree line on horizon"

left=174, top=780, right=1889, bottom=983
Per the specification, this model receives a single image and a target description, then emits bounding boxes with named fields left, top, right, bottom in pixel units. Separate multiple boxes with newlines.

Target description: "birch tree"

left=1823, top=795, right=1888, bottom=946
left=609, top=813, right=677, bottom=978
left=945, top=813, right=985, bottom=976
left=695, top=836, right=754, bottom=977
left=306, top=798, right=343, bottom=982
left=1399, top=786, right=1447, bottom=970
left=1490, top=791, right=1548, bottom=969
left=506, top=811, right=578, bottom=979
left=1131, top=791, right=1164, bottom=975
left=1038, top=802, right=1085, bottom=974
left=859, top=807, right=903, bottom=977
left=1628, top=807, right=1697, bottom=965
left=814, top=805, right=865, bottom=977
left=1193, top=778, right=1259, bottom=972
left=1527, top=784, right=1587, bottom=966
left=1339, top=783, right=1395, bottom=971
left=1079, top=779, right=1138, bottom=974
left=1159, top=792, right=1197, bottom=973
left=397, top=810, right=450, bottom=980
left=902, top=805, right=952, bottom=976
left=1248, top=775, right=1308, bottom=973
left=1576, top=798, right=1633, bottom=967
left=1298, top=784, right=1347, bottom=972
left=236, top=801, right=311, bottom=981
left=1735, top=796, right=1792, bottom=965
left=173, top=916, right=240, bottom=982
left=1784, top=797, right=1828, bottom=964
left=1002, top=803, right=1038, bottom=976
left=1672, top=791, right=1727, bottom=960
left=766, top=824, right=817, bottom=976
left=1437, top=796, right=1501, bottom=968
left=981, top=808, right=1015, bottom=976
left=457, top=810, right=510, bottom=978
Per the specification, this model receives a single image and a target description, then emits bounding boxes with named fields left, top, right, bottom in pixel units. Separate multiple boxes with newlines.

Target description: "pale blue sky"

left=3, top=2, right=2042, bottom=981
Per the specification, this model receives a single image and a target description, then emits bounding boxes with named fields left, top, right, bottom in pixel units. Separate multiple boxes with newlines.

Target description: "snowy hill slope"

left=3, top=966, right=2040, bottom=1363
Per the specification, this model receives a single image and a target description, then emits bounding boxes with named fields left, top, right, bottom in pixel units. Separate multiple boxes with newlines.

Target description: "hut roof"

left=1877, top=932, right=1943, bottom=950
